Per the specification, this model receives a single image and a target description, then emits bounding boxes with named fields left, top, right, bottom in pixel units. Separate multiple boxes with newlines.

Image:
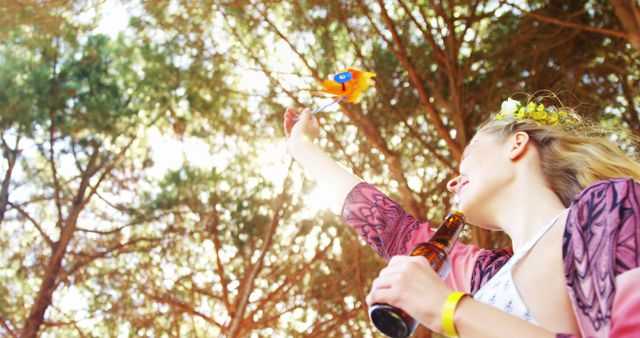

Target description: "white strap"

left=510, top=209, right=567, bottom=262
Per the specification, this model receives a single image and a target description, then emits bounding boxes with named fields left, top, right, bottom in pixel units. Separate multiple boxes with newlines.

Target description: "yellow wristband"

left=441, top=291, right=468, bottom=337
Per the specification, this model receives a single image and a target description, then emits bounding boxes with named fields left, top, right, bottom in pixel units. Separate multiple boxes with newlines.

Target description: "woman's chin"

left=471, top=222, right=502, bottom=231
left=458, top=202, right=501, bottom=231
left=462, top=215, right=502, bottom=231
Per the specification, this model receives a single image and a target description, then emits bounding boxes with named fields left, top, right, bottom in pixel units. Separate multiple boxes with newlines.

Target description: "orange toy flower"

left=315, top=68, right=376, bottom=103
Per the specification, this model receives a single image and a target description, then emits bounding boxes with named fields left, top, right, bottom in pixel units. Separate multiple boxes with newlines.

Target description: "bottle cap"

left=449, top=210, right=465, bottom=220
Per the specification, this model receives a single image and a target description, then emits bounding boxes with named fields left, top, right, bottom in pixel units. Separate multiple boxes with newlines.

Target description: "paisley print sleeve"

left=563, top=178, right=640, bottom=337
left=340, top=182, right=425, bottom=259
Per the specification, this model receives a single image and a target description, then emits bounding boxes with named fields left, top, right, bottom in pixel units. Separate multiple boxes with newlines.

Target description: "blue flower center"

left=333, top=71, right=353, bottom=83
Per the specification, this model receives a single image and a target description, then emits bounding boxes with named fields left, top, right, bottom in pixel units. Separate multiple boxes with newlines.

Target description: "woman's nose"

left=447, top=176, right=461, bottom=193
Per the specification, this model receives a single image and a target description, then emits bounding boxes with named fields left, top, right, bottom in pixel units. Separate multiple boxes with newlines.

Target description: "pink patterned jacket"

left=341, top=178, right=640, bottom=338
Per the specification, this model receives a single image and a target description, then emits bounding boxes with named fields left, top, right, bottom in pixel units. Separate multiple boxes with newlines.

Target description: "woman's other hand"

left=366, top=255, right=453, bottom=333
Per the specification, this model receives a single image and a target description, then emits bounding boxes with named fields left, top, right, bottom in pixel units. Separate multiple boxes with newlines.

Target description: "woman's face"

left=447, top=132, right=513, bottom=228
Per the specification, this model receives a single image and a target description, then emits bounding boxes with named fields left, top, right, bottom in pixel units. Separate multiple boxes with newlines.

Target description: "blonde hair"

left=477, top=107, right=640, bottom=206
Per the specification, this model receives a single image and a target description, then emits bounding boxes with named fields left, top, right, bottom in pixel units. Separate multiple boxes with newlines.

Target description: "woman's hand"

left=366, top=255, right=453, bottom=333
left=283, top=107, right=320, bottom=143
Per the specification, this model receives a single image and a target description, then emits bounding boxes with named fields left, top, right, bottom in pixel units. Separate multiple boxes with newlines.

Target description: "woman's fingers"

left=284, top=107, right=317, bottom=139
left=370, top=273, right=396, bottom=291
left=297, top=107, right=311, bottom=123
left=283, top=107, right=299, bottom=137
left=369, top=258, right=417, bottom=292
left=366, top=256, right=433, bottom=305
left=285, top=107, right=298, bottom=121
left=366, top=287, right=398, bottom=307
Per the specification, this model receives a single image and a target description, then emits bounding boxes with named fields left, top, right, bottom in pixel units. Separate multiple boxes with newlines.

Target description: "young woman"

left=283, top=101, right=640, bottom=338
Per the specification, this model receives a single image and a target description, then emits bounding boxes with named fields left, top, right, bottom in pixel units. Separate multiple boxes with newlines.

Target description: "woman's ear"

left=508, top=131, right=530, bottom=160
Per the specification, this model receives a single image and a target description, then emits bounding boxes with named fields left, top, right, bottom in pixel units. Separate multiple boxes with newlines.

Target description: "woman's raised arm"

left=284, top=107, right=363, bottom=205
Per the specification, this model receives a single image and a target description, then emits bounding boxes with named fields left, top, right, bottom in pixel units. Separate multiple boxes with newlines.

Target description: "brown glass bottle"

left=369, top=210, right=466, bottom=338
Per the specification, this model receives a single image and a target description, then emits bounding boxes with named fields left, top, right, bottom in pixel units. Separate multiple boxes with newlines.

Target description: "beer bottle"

left=369, top=210, right=466, bottom=338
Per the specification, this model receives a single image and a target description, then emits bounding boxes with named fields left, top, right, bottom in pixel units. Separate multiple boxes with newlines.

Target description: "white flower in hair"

left=499, top=98, right=520, bottom=117
left=494, top=98, right=573, bottom=126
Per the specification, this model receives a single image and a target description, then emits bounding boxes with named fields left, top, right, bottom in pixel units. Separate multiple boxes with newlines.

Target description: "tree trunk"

left=21, top=205, right=85, bottom=337
left=21, top=153, right=98, bottom=338
left=612, top=0, right=640, bottom=50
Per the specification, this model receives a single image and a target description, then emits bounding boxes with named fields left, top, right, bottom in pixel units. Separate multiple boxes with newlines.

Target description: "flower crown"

left=495, top=98, right=573, bottom=126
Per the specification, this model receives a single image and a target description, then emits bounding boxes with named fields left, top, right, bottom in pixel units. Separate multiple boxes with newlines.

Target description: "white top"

left=473, top=210, right=567, bottom=325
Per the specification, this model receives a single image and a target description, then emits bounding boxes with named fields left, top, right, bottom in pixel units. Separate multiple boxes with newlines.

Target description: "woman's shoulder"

left=568, top=177, right=640, bottom=233
left=572, top=177, right=640, bottom=208
left=563, top=180, right=640, bottom=335
left=566, top=177, right=639, bottom=273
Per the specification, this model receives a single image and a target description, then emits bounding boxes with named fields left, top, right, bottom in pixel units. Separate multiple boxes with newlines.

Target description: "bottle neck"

left=428, top=210, right=465, bottom=252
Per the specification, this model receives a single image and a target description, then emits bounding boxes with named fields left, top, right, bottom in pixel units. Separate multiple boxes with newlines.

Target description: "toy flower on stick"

left=315, top=68, right=376, bottom=103
left=294, top=68, right=376, bottom=121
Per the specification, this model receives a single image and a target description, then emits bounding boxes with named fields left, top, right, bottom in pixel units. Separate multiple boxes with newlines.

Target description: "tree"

left=612, top=0, right=640, bottom=50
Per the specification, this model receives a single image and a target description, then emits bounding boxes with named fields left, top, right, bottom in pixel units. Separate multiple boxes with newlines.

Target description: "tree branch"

left=503, top=1, right=629, bottom=40
left=0, top=314, right=18, bottom=338
left=206, top=196, right=232, bottom=312
left=397, top=0, right=448, bottom=66
left=256, top=6, right=321, bottom=80
left=0, top=134, right=20, bottom=225
left=7, top=202, right=54, bottom=247
left=63, top=236, right=162, bottom=281
left=47, top=113, right=65, bottom=229
left=141, top=289, right=224, bottom=331
left=305, top=305, right=364, bottom=338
